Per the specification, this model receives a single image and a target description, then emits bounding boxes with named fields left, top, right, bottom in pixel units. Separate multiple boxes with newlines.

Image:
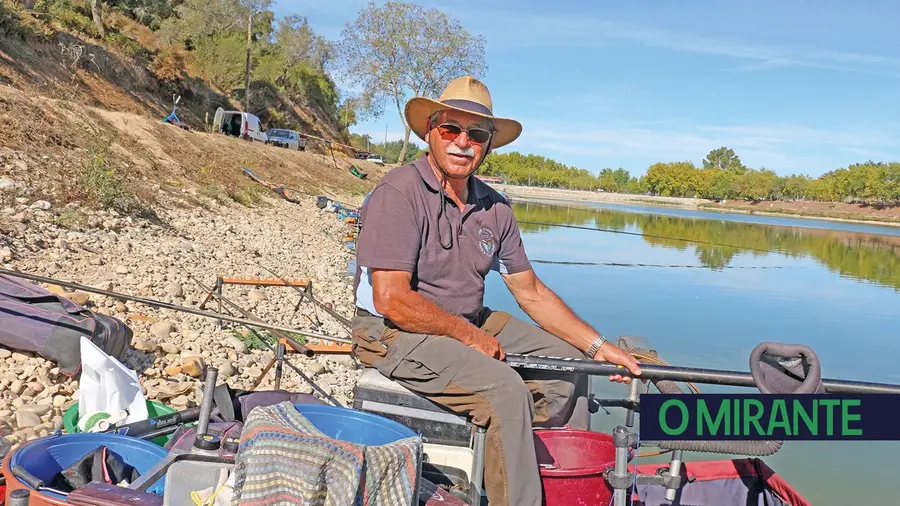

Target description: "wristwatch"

left=585, top=334, right=607, bottom=359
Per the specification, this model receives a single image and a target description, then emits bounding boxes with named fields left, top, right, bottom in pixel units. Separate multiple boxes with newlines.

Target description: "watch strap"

left=585, top=335, right=607, bottom=359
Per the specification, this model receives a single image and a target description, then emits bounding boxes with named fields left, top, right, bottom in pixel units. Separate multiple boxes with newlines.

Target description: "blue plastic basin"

left=293, top=403, right=418, bottom=446
left=8, top=433, right=169, bottom=499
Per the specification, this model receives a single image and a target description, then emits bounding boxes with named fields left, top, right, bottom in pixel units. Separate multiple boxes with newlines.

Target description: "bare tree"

left=334, top=1, right=487, bottom=162
left=90, top=0, right=105, bottom=37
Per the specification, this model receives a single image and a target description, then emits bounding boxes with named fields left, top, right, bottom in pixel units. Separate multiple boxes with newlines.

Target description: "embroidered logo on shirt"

left=478, top=226, right=496, bottom=256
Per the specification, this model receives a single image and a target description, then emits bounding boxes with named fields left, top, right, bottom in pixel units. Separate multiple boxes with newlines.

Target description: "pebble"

left=9, top=380, right=24, bottom=395
left=160, top=342, right=180, bottom=354
left=306, top=362, right=326, bottom=376
left=166, top=283, right=184, bottom=297
left=223, top=361, right=239, bottom=377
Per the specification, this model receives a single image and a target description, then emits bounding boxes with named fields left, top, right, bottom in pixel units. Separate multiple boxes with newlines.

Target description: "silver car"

left=265, top=129, right=307, bottom=151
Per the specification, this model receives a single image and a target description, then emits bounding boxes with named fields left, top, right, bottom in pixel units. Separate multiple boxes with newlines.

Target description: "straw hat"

left=405, top=76, right=522, bottom=149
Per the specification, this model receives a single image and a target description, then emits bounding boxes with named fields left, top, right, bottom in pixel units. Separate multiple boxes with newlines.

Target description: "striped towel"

left=231, top=401, right=422, bottom=506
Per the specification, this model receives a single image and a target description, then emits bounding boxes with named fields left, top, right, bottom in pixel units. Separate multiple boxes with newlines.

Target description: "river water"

left=482, top=199, right=900, bottom=506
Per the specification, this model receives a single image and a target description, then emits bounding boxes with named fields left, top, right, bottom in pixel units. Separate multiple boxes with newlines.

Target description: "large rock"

left=226, top=337, right=247, bottom=354
left=69, top=291, right=91, bottom=305
left=150, top=320, right=174, bottom=340
left=181, top=356, right=205, bottom=378
left=16, top=410, right=41, bottom=429
left=132, top=338, right=158, bottom=352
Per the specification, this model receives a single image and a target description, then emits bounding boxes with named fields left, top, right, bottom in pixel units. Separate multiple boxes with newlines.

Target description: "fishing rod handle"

left=108, top=407, right=202, bottom=437
left=196, top=366, right=219, bottom=437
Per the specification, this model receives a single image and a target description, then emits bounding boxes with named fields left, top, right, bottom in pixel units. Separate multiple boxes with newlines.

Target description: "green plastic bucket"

left=62, top=400, right=179, bottom=446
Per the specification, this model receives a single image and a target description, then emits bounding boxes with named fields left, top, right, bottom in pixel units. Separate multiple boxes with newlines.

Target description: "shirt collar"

left=414, top=154, right=491, bottom=203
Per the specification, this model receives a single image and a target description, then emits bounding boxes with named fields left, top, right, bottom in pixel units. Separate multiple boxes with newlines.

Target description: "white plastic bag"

left=77, top=336, right=148, bottom=428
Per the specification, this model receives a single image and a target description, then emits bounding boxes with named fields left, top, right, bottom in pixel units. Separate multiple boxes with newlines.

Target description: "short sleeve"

left=356, top=183, right=421, bottom=272
left=495, top=205, right=532, bottom=274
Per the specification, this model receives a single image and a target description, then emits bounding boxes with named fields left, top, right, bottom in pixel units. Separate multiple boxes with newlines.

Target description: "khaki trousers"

left=351, top=307, right=589, bottom=506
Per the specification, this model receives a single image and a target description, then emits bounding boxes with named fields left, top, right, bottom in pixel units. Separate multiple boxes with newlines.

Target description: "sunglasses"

left=434, top=123, right=493, bottom=144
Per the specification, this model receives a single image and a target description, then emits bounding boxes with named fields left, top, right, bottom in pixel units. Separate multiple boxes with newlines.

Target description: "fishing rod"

left=516, top=220, right=776, bottom=255
left=504, top=354, right=900, bottom=395
left=0, top=267, right=352, bottom=345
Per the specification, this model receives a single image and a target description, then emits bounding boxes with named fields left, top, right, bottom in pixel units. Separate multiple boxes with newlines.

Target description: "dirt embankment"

left=0, top=83, right=391, bottom=213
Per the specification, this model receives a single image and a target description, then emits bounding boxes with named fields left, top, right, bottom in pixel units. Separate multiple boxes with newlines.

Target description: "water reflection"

left=512, top=201, right=900, bottom=291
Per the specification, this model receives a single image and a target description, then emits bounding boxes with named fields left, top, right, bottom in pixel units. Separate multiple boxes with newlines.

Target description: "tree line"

left=479, top=147, right=900, bottom=205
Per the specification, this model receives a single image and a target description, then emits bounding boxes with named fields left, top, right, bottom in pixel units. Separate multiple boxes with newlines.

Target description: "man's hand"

left=463, top=330, right=505, bottom=360
left=593, top=342, right=642, bottom=384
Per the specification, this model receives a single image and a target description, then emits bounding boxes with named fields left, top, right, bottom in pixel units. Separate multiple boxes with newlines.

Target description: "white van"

left=212, top=108, right=267, bottom=143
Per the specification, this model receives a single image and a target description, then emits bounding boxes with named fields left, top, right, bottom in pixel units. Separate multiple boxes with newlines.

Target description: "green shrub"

left=79, top=142, right=138, bottom=213
left=47, top=0, right=99, bottom=38
left=105, top=31, right=149, bottom=60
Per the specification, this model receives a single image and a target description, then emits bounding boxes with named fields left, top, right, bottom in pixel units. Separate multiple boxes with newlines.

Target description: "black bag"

left=0, top=275, right=132, bottom=376
left=50, top=446, right=140, bottom=492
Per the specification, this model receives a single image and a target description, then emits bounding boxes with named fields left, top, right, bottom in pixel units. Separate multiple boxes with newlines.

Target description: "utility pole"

left=244, top=9, right=261, bottom=112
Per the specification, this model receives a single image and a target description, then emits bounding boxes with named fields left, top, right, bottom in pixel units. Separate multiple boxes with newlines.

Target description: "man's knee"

left=476, top=366, right=535, bottom=423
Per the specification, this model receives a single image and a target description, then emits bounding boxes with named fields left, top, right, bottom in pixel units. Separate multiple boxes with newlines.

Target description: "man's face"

left=425, top=109, right=493, bottom=179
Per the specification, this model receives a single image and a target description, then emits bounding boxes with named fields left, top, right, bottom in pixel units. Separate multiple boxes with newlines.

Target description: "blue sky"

left=273, top=0, right=900, bottom=178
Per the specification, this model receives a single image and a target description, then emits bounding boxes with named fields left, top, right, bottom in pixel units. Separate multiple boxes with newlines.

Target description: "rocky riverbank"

left=0, top=176, right=363, bottom=446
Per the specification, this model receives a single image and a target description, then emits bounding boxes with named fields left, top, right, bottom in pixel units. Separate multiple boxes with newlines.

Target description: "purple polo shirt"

left=354, top=155, right=532, bottom=323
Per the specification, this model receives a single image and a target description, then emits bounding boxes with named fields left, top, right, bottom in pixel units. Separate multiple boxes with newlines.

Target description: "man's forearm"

left=377, top=290, right=481, bottom=344
left=517, top=281, right=599, bottom=354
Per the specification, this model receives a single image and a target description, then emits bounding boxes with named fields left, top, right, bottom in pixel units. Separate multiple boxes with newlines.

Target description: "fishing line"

left=530, top=259, right=792, bottom=269
left=517, top=220, right=777, bottom=255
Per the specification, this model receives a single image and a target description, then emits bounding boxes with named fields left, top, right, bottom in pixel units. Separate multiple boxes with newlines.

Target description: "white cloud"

left=480, top=13, right=900, bottom=77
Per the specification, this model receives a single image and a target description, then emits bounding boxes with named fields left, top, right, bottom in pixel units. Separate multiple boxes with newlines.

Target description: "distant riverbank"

left=492, top=185, right=704, bottom=208
left=494, top=185, right=900, bottom=228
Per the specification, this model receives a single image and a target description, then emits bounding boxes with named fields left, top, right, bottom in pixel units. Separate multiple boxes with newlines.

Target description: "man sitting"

left=351, top=76, right=641, bottom=506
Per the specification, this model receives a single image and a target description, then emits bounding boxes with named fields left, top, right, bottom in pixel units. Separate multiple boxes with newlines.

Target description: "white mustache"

left=446, top=144, right=475, bottom=157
